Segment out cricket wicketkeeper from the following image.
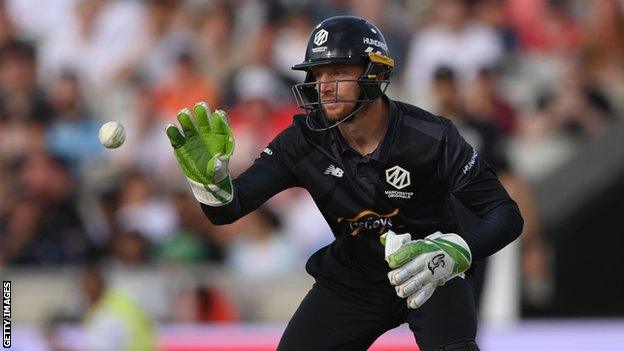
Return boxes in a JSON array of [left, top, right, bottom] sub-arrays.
[[166, 15, 523, 351]]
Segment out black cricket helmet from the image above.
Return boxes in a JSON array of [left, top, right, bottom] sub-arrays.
[[291, 15, 395, 130]]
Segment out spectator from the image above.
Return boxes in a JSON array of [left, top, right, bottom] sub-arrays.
[[271, 9, 311, 84], [80, 264, 156, 350], [0, 40, 53, 162], [473, 0, 517, 51], [0, 40, 53, 122], [464, 67, 518, 134], [0, 152, 89, 266], [505, 0, 583, 54], [173, 284, 239, 323], [581, 0, 624, 111], [152, 191, 226, 264], [114, 0, 195, 87], [46, 70, 102, 174], [195, 1, 245, 85], [115, 170, 179, 245], [520, 58, 612, 139], [404, 0, 504, 105], [226, 207, 298, 282], [430, 64, 509, 179], [0, 0, 16, 48], [154, 50, 220, 121], [227, 65, 296, 173], [38, 0, 148, 91], [109, 231, 149, 266]]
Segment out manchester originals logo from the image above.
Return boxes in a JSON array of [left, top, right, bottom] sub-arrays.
[[338, 209, 399, 236], [313, 29, 329, 46], [386, 165, 410, 190]]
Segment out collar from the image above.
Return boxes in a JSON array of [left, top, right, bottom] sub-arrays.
[[333, 95, 398, 164]]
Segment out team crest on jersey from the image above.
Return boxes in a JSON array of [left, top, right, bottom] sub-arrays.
[[386, 165, 410, 189], [338, 208, 400, 236], [384, 165, 413, 199]]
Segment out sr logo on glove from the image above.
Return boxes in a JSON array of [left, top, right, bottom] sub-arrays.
[[381, 230, 472, 309]]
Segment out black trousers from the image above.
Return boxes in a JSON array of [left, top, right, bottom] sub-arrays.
[[277, 274, 478, 351]]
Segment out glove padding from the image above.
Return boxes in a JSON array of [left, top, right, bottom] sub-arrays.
[[166, 102, 235, 206], [381, 230, 472, 309]]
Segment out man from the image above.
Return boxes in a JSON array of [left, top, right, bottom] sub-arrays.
[[166, 16, 523, 351]]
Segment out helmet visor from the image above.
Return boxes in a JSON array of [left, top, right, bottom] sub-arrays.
[[292, 79, 390, 110]]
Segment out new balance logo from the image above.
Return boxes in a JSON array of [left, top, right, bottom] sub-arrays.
[[324, 165, 344, 178]]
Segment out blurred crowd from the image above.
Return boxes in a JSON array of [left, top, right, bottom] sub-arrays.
[[1, 0, 623, 329]]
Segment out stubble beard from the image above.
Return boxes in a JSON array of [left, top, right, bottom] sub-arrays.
[[322, 102, 358, 122]]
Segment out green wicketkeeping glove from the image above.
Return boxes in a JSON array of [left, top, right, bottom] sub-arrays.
[[381, 230, 472, 309], [166, 102, 235, 206]]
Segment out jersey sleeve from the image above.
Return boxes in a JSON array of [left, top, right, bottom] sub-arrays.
[[437, 120, 484, 192], [452, 167, 524, 259], [438, 120, 523, 259], [201, 122, 302, 225]]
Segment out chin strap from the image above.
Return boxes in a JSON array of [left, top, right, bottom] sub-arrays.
[[304, 102, 369, 132]]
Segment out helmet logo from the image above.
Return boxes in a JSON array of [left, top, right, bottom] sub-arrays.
[[313, 29, 329, 46], [363, 37, 388, 51]]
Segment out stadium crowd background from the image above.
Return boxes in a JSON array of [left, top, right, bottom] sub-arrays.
[[1, 0, 623, 349]]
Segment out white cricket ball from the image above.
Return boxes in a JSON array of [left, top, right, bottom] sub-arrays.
[[98, 121, 126, 149]]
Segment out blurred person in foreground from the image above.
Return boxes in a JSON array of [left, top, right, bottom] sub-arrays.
[[166, 16, 523, 351], [80, 264, 155, 351]]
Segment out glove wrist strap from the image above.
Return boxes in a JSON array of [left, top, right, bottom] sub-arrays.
[[187, 176, 233, 206]]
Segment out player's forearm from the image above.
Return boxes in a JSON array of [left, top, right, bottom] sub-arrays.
[[200, 158, 298, 225], [201, 203, 242, 225], [453, 167, 525, 259], [200, 182, 252, 225], [461, 201, 524, 260]]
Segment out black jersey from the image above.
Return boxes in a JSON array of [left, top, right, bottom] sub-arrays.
[[202, 97, 523, 292]]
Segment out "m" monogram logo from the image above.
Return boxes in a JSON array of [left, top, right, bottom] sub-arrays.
[[385, 165, 410, 190], [313, 29, 329, 46]]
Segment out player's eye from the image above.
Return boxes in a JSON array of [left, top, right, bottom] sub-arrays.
[[331, 69, 344, 78]]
